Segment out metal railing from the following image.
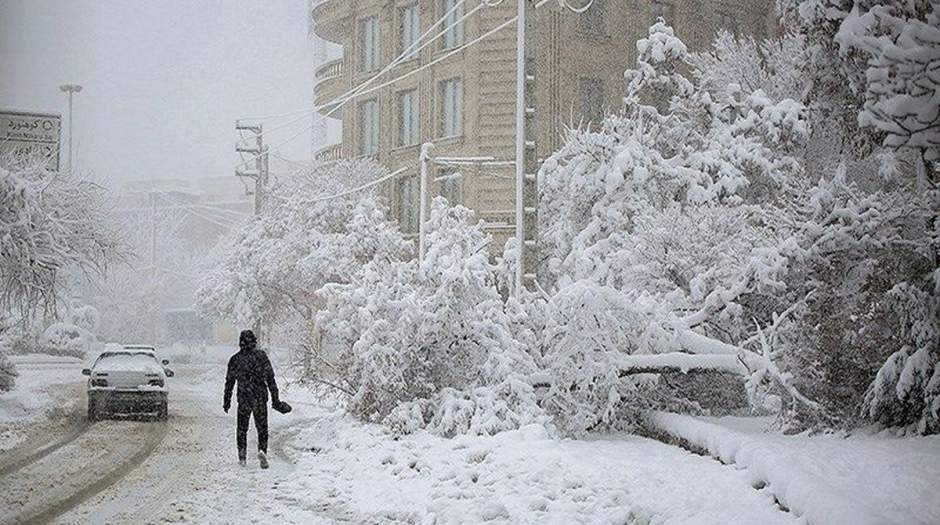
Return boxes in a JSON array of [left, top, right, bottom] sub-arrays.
[[315, 58, 343, 81], [314, 143, 343, 162]]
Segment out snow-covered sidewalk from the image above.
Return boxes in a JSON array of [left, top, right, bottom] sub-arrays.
[[246, 399, 795, 524], [646, 412, 940, 525], [0, 354, 84, 453]]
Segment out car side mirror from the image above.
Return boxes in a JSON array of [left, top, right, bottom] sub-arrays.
[[161, 359, 170, 366], [165, 369, 175, 378], [82, 368, 91, 376]]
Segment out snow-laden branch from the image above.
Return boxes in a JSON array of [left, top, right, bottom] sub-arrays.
[[616, 352, 748, 376]]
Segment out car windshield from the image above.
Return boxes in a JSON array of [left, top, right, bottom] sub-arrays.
[[95, 352, 161, 372]]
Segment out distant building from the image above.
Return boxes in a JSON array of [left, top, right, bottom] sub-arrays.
[[310, 0, 775, 245], [117, 176, 252, 254]]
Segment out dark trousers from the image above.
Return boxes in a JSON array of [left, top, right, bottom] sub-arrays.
[[236, 400, 268, 458]]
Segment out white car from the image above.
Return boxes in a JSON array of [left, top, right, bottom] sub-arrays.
[[83, 348, 174, 421]]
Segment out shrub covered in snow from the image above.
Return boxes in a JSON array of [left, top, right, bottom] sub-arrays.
[[38, 322, 94, 359], [860, 280, 940, 434], [319, 199, 546, 436], [0, 315, 22, 393], [0, 350, 16, 393]]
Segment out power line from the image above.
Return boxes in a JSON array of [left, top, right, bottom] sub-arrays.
[[235, 0, 493, 170], [151, 192, 243, 230], [237, 0, 472, 129], [301, 165, 413, 204]]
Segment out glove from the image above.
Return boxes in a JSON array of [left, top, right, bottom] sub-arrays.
[[223, 400, 230, 413]]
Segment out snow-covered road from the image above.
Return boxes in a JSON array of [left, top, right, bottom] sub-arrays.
[[1, 361, 796, 524]]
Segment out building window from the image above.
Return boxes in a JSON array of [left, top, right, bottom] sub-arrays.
[[578, 77, 606, 125], [440, 0, 465, 49], [717, 10, 739, 35], [359, 16, 380, 72], [399, 4, 420, 59], [579, 0, 607, 35], [398, 89, 419, 147], [439, 170, 463, 205], [397, 174, 420, 233], [651, 0, 675, 23], [359, 99, 379, 155], [439, 77, 463, 138]]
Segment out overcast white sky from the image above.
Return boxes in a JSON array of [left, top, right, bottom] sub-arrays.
[[0, 0, 326, 186]]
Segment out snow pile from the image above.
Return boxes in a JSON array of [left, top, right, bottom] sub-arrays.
[[646, 412, 940, 525], [0, 355, 83, 451], [273, 409, 794, 524]]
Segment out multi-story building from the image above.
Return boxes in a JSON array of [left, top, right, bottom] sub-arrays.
[[310, 0, 774, 243]]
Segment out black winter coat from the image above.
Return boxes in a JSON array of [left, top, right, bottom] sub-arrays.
[[224, 344, 279, 406]]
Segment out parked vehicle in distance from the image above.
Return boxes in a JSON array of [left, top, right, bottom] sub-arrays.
[[82, 348, 173, 421]]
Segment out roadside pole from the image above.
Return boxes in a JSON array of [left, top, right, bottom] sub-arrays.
[[418, 142, 434, 261], [514, 0, 538, 296], [235, 121, 268, 343]]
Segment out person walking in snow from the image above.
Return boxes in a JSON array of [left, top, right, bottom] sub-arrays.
[[223, 329, 279, 469]]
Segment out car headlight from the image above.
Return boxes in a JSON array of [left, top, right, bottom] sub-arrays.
[[91, 378, 108, 387], [148, 378, 164, 387]]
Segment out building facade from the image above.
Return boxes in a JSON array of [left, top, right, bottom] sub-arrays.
[[310, 0, 775, 243]]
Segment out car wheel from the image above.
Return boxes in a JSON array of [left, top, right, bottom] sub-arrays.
[[87, 400, 98, 422], [157, 402, 168, 421]]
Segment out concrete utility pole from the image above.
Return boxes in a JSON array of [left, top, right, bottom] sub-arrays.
[[514, 0, 538, 296], [235, 121, 269, 341], [59, 83, 82, 173], [418, 142, 435, 261]]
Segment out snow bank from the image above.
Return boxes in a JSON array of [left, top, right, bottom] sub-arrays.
[[0, 355, 83, 451], [273, 405, 794, 524], [645, 412, 940, 525]]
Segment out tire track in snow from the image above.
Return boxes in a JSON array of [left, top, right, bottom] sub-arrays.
[[0, 420, 90, 477], [0, 419, 169, 525]]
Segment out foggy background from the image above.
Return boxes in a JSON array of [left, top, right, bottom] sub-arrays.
[[0, 0, 323, 184]]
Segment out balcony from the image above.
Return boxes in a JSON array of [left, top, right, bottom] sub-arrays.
[[310, 0, 349, 44], [315, 143, 344, 163], [316, 58, 343, 81], [314, 58, 345, 118]]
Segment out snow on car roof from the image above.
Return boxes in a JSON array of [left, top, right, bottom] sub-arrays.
[[122, 344, 156, 351], [95, 352, 162, 372]]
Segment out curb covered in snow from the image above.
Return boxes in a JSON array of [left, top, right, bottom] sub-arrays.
[[643, 411, 920, 525]]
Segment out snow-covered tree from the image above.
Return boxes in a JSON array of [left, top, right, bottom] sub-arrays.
[[533, 20, 830, 432], [779, 0, 939, 173], [319, 198, 546, 436], [774, 0, 940, 433], [0, 161, 123, 319], [196, 159, 409, 371]]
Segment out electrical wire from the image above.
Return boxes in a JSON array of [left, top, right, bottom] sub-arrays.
[[303, 165, 413, 203], [152, 192, 244, 229], [236, 0, 472, 128], [234, 0, 491, 170]]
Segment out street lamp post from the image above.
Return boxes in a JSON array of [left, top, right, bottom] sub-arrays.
[[59, 83, 83, 172]]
